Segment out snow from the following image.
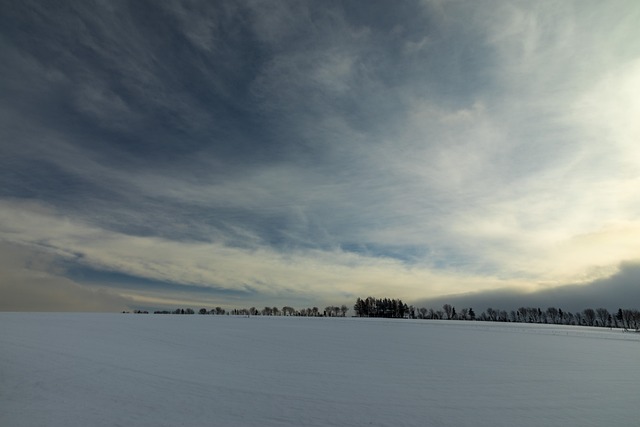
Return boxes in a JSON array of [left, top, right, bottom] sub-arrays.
[[1, 313, 638, 426]]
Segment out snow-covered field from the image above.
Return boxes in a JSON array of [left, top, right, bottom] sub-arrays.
[[1, 313, 638, 426]]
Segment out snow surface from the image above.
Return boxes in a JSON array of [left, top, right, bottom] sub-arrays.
[[1, 313, 639, 427]]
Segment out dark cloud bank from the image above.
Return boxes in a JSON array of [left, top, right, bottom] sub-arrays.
[[415, 262, 640, 313]]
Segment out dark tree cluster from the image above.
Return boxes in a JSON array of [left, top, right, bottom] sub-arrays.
[[353, 297, 411, 318]]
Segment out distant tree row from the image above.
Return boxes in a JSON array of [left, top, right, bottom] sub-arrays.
[[414, 304, 471, 320], [147, 305, 349, 317], [228, 306, 349, 317], [412, 304, 640, 330], [152, 308, 196, 315], [131, 301, 640, 331]]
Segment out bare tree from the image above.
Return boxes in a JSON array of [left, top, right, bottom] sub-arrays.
[[632, 310, 640, 330], [620, 309, 640, 330], [517, 307, 528, 322], [443, 304, 453, 320], [340, 305, 348, 317], [595, 308, 610, 327], [582, 308, 596, 326], [408, 305, 416, 319], [546, 307, 559, 324], [282, 306, 294, 316], [574, 311, 583, 325]]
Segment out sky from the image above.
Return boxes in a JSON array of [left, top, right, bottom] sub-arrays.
[[1, 0, 640, 312]]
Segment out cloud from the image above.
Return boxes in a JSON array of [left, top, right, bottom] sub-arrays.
[[2, 1, 640, 311], [0, 242, 131, 312], [359, 1, 640, 285], [0, 200, 530, 308], [415, 261, 640, 313]]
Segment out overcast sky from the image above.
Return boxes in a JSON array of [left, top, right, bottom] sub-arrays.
[[1, 0, 640, 312]]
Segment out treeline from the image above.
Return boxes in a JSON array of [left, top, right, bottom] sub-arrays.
[[411, 304, 640, 330], [353, 297, 640, 330], [226, 305, 349, 317], [128, 299, 640, 331], [140, 305, 349, 317], [351, 296, 640, 330]]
